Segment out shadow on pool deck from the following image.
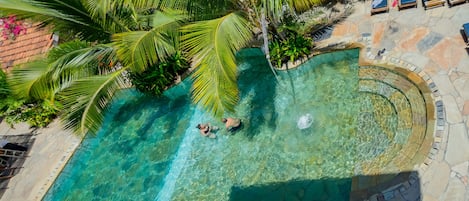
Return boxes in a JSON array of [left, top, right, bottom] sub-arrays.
[[0, 133, 36, 199], [229, 171, 421, 201]]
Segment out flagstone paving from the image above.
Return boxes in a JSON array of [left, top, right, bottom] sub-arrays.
[[320, 1, 469, 200], [1, 1, 469, 201]]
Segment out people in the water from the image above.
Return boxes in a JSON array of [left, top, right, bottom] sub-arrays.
[[197, 117, 242, 138], [196, 123, 217, 138], [221, 117, 242, 132]]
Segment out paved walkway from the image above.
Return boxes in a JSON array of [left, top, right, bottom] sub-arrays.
[[0, 1, 469, 201], [0, 121, 80, 201]]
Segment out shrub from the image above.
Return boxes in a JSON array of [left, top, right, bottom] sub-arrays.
[[269, 32, 313, 68], [0, 99, 59, 128], [129, 52, 189, 96], [0, 70, 59, 128]]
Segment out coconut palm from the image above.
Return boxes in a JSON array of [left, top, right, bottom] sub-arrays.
[[1, 0, 184, 135], [0, 0, 322, 136], [181, 0, 323, 116]]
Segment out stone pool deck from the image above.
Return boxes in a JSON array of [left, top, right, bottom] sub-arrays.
[[0, 1, 469, 201], [320, 1, 469, 200]]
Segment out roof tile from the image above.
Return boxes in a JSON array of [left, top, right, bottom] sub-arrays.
[[0, 23, 53, 70]]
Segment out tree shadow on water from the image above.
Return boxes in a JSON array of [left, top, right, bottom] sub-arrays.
[[230, 171, 421, 201], [104, 90, 191, 154], [237, 49, 278, 139]]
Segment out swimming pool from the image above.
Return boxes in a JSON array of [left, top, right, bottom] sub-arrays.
[[43, 48, 431, 201]]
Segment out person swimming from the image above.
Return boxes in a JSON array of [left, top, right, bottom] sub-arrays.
[[196, 123, 217, 138], [221, 117, 242, 132]]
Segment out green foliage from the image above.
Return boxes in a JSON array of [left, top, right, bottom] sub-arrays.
[[0, 98, 59, 128], [0, 70, 9, 98], [181, 12, 253, 117], [269, 31, 313, 68], [129, 52, 189, 96], [0, 0, 323, 134], [0, 70, 59, 128]]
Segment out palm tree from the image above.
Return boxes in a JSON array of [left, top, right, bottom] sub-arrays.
[[181, 0, 323, 116], [0, 0, 322, 136], [1, 0, 184, 135]]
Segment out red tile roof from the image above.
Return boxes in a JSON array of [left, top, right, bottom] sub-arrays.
[[0, 23, 53, 71]]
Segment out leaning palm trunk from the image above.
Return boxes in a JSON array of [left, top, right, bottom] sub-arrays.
[[260, 10, 280, 81]]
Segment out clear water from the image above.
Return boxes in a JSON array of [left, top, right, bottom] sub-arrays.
[[43, 49, 410, 201]]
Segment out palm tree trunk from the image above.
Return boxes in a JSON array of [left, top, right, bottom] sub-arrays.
[[260, 10, 280, 81]]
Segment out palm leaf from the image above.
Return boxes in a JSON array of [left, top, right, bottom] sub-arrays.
[[7, 60, 55, 101], [46, 41, 118, 93], [285, 0, 324, 12], [259, 0, 323, 23], [48, 42, 117, 76], [132, 0, 191, 11], [0, 70, 9, 98], [0, 0, 81, 23], [181, 12, 253, 117], [112, 10, 184, 73], [0, 0, 112, 42], [58, 69, 127, 136], [185, 0, 234, 20], [84, 0, 140, 33]]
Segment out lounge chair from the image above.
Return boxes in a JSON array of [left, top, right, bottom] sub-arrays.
[[0, 167, 21, 180], [461, 23, 469, 47], [422, 0, 445, 9], [447, 0, 467, 7], [0, 148, 26, 158], [371, 0, 389, 15], [2, 143, 27, 152], [398, 0, 418, 10]]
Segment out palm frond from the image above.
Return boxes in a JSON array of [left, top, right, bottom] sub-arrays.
[[46, 41, 118, 93], [112, 10, 184, 73], [58, 68, 127, 136], [181, 12, 253, 117], [185, 0, 235, 20], [260, 0, 324, 22], [7, 60, 55, 101], [84, 0, 141, 33], [286, 0, 324, 12], [0, 0, 81, 23], [141, 0, 192, 11], [84, 0, 113, 21], [0, 69, 10, 98], [0, 0, 112, 42], [261, 0, 283, 22], [49, 42, 117, 76]]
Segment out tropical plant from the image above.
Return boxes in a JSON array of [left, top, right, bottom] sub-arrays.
[[269, 31, 313, 68], [129, 51, 189, 96], [0, 0, 323, 136], [0, 99, 59, 128], [283, 32, 312, 62], [1, 1, 183, 135], [0, 69, 59, 128], [269, 40, 284, 68]]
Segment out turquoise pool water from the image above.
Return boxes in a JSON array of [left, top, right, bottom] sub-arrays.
[[43, 49, 411, 201]]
